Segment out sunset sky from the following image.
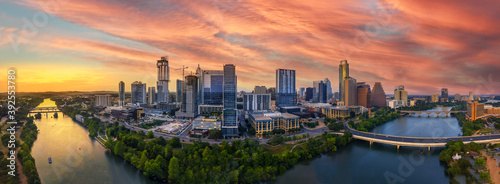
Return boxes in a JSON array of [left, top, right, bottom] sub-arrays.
[[1, 0, 499, 95]]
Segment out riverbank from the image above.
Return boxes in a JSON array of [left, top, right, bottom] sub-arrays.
[[481, 150, 500, 183]]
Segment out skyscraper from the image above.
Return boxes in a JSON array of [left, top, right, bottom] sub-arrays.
[[299, 87, 305, 98], [201, 70, 224, 105], [156, 56, 170, 103], [305, 87, 314, 101], [344, 76, 357, 106], [318, 81, 327, 103], [176, 79, 184, 103], [276, 69, 297, 107], [94, 95, 110, 107], [371, 82, 386, 107], [324, 78, 333, 99], [441, 88, 449, 102], [118, 81, 125, 106], [313, 80, 321, 102], [148, 87, 156, 104], [183, 75, 198, 115], [469, 91, 474, 101], [243, 93, 271, 111], [394, 85, 408, 106], [222, 64, 238, 137], [131, 81, 147, 104], [357, 82, 371, 108], [339, 60, 349, 103]]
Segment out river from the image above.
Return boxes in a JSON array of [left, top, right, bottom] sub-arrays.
[[271, 107, 459, 184], [30, 99, 154, 184]]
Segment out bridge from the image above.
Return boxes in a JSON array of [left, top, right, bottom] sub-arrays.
[[344, 123, 500, 150], [30, 107, 61, 113], [400, 110, 466, 117]]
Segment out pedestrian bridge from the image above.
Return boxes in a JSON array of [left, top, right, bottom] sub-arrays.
[[344, 123, 500, 150], [400, 110, 466, 117]]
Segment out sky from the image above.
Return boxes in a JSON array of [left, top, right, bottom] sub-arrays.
[[0, 0, 499, 95]]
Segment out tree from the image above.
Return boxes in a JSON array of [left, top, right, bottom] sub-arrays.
[[147, 131, 154, 138], [208, 130, 223, 139], [169, 137, 181, 148], [168, 157, 180, 183], [268, 135, 284, 146], [1, 134, 10, 146], [34, 113, 42, 119], [350, 111, 356, 118], [113, 141, 125, 157], [53, 113, 58, 118]]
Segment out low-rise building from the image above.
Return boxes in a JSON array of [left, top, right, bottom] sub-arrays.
[[321, 106, 363, 119], [387, 100, 405, 109], [248, 110, 300, 136], [302, 102, 332, 113], [190, 116, 221, 137]]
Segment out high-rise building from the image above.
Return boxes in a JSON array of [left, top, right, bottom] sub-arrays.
[[183, 75, 198, 115], [318, 81, 327, 103], [299, 87, 305, 98], [357, 82, 371, 108], [276, 69, 297, 107], [222, 64, 238, 137], [431, 94, 439, 103], [156, 56, 170, 103], [196, 64, 203, 105], [467, 101, 485, 121], [267, 87, 276, 101], [454, 93, 461, 101], [305, 87, 314, 101], [394, 85, 408, 106], [254, 86, 268, 94], [148, 87, 156, 104], [441, 88, 449, 102], [94, 95, 110, 106], [339, 60, 349, 103], [176, 79, 184, 103], [200, 70, 224, 105], [469, 91, 474, 101], [371, 82, 386, 107], [118, 81, 125, 106], [243, 93, 271, 111], [313, 80, 321, 102], [344, 76, 357, 106], [324, 78, 333, 99], [131, 81, 147, 104]]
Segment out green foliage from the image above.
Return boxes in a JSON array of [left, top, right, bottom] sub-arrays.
[[208, 130, 223, 139], [350, 109, 400, 132], [168, 157, 180, 183], [53, 112, 58, 118], [139, 120, 164, 129], [327, 122, 343, 131], [34, 112, 42, 119], [147, 131, 154, 138], [169, 137, 181, 148], [268, 135, 284, 146], [474, 158, 486, 169], [456, 113, 485, 136]]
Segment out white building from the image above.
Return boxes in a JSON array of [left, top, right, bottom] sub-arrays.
[[387, 100, 405, 109]]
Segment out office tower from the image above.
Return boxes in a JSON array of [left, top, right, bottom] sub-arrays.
[[394, 85, 408, 106], [299, 87, 305, 98], [222, 64, 238, 137], [339, 60, 349, 103], [267, 87, 276, 101], [454, 93, 461, 101], [333, 92, 339, 100], [305, 87, 314, 101], [344, 76, 357, 106], [176, 79, 184, 103], [313, 81, 321, 102], [94, 95, 110, 106], [441, 88, 449, 102], [469, 91, 474, 101], [467, 101, 485, 121], [200, 70, 224, 105], [318, 81, 327, 103], [254, 86, 268, 94], [156, 56, 170, 103], [431, 94, 439, 103], [276, 69, 297, 107], [243, 93, 271, 111], [357, 82, 371, 108], [131, 81, 147, 104], [371, 82, 386, 107], [324, 78, 333, 99], [183, 75, 198, 114], [147, 87, 156, 104], [196, 64, 203, 105], [118, 81, 125, 106]]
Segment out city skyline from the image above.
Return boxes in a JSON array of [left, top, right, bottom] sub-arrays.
[[1, 0, 500, 95]]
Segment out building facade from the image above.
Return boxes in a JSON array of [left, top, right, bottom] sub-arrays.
[[148, 87, 156, 104], [131, 81, 146, 104], [276, 69, 297, 107], [344, 76, 357, 106], [176, 79, 184, 103], [431, 94, 439, 103], [183, 75, 198, 115], [94, 95, 110, 106], [357, 82, 371, 108], [222, 64, 238, 137], [305, 87, 313, 101], [467, 101, 485, 121], [254, 86, 268, 94], [322, 106, 362, 119], [243, 94, 271, 111], [441, 88, 449, 102], [200, 70, 224, 105], [339, 60, 349, 103], [248, 110, 300, 137], [394, 85, 408, 106]]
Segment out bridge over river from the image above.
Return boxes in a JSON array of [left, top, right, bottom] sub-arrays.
[[344, 122, 500, 150], [400, 110, 466, 117]]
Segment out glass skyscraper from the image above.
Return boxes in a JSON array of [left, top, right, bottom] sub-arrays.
[[222, 64, 238, 137], [339, 60, 349, 103]]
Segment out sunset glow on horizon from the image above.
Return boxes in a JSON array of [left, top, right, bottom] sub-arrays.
[[1, 0, 499, 95]]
